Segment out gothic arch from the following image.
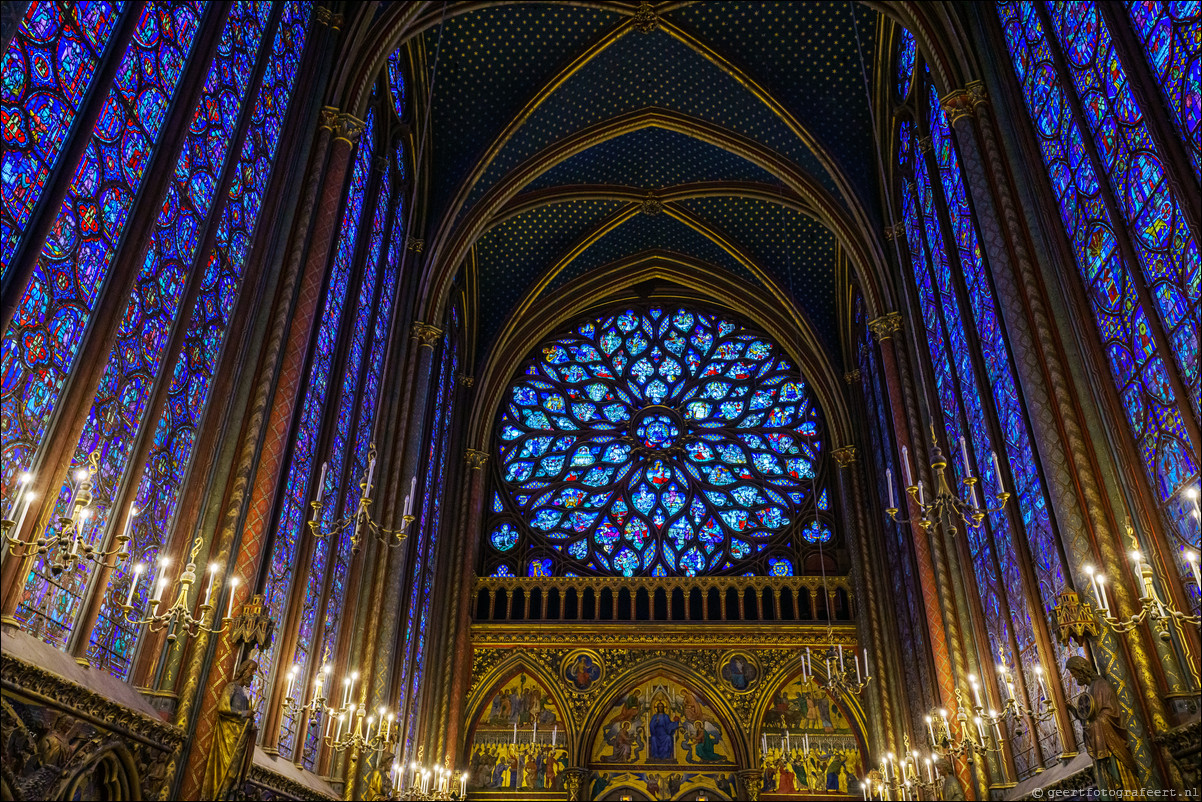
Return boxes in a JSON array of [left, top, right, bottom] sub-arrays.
[[462, 655, 578, 763], [465, 253, 853, 459], [578, 658, 751, 770]]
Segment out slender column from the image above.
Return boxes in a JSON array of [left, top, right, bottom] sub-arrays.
[[172, 35, 346, 794], [0, 3, 232, 620], [1094, 1, 1200, 239], [66, 3, 286, 665], [0, 2, 146, 332], [438, 446, 488, 765], [258, 108, 367, 754], [941, 75, 1175, 787], [833, 445, 895, 757]]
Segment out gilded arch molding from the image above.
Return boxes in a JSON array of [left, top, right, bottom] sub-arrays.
[[465, 252, 852, 464]]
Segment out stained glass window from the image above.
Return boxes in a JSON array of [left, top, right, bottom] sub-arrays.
[[87, 1, 313, 677], [387, 50, 406, 121], [998, 1, 1200, 611], [1125, 1, 1201, 178], [488, 306, 833, 578], [399, 318, 458, 758], [2, 1, 205, 512], [14, 0, 273, 654], [2, 1, 123, 273], [896, 25, 916, 99], [257, 108, 377, 732]]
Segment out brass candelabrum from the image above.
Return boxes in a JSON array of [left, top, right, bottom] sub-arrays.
[[2, 455, 134, 577], [924, 687, 1010, 767], [800, 641, 872, 697], [886, 427, 1010, 533], [860, 736, 942, 801], [307, 445, 414, 555], [1083, 520, 1201, 641], [323, 700, 399, 758], [118, 535, 233, 643], [388, 748, 466, 801]]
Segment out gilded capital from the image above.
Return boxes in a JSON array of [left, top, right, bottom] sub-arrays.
[[843, 369, 861, 384], [465, 449, 490, 469], [940, 88, 976, 125], [411, 322, 443, 348], [334, 112, 367, 146], [318, 105, 340, 131], [916, 134, 933, 153], [373, 154, 388, 173], [883, 222, 905, 240], [867, 311, 903, 340], [314, 6, 342, 29], [407, 236, 425, 253], [966, 80, 988, 107], [457, 373, 475, 388], [831, 445, 857, 467]]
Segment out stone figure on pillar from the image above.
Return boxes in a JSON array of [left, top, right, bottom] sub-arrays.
[[202, 659, 259, 800], [1065, 656, 1138, 791]]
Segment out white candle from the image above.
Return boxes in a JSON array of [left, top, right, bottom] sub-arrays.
[[969, 676, 983, 707], [887, 469, 896, 509], [926, 715, 936, 744], [342, 677, 352, 708], [67, 468, 87, 510], [286, 666, 297, 699], [838, 644, 845, 671], [1188, 551, 1201, 588], [152, 575, 168, 604], [926, 759, 934, 783], [121, 503, 138, 545], [126, 564, 144, 607], [325, 710, 335, 738], [854, 652, 862, 684], [513, 722, 517, 744], [991, 451, 1004, 494], [363, 455, 376, 500], [916, 480, 925, 506], [992, 716, 1003, 743], [804, 647, 812, 680], [1034, 665, 1048, 699], [1097, 575, 1110, 612], [314, 461, 328, 507], [974, 717, 986, 743], [863, 648, 869, 679], [934, 759, 941, 779], [533, 719, 537, 742], [409, 476, 417, 512], [460, 772, 468, 798], [203, 563, 218, 607], [901, 445, 913, 487], [11, 490, 34, 546], [862, 780, 869, 801], [552, 724, 557, 747], [785, 730, 790, 752], [226, 576, 238, 619], [959, 437, 971, 476]]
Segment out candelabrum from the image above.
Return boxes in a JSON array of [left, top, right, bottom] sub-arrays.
[[885, 427, 1010, 534], [324, 700, 400, 759], [118, 535, 233, 643], [1083, 520, 1201, 641], [280, 663, 331, 729], [2, 457, 135, 576], [800, 642, 871, 697], [388, 759, 466, 801], [307, 445, 415, 555], [859, 737, 942, 801], [924, 688, 1007, 766], [989, 649, 1060, 737]]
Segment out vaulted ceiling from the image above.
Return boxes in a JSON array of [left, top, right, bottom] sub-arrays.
[[401, 1, 892, 371]]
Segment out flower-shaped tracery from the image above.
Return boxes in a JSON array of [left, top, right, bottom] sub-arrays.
[[492, 307, 826, 577]]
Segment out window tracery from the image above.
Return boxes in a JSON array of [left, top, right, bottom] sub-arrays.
[[487, 306, 834, 579]]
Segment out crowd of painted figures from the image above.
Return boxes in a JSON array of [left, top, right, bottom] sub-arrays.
[[759, 743, 860, 794]]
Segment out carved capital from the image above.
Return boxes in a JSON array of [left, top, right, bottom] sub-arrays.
[[465, 449, 489, 469], [372, 154, 388, 173], [411, 322, 442, 348], [916, 134, 933, 153], [831, 445, 857, 467], [229, 593, 275, 651], [456, 373, 475, 388], [314, 6, 342, 29], [738, 768, 764, 801], [966, 79, 988, 106], [333, 112, 367, 146], [883, 222, 905, 240], [318, 105, 340, 131], [640, 192, 663, 216], [867, 311, 903, 340], [633, 1, 659, 33], [940, 88, 978, 125], [406, 236, 424, 253], [562, 768, 587, 801], [843, 369, 861, 384]]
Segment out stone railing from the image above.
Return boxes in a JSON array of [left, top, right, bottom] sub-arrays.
[[472, 575, 853, 624]]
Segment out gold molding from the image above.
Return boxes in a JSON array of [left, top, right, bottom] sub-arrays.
[[333, 112, 367, 146], [940, 87, 977, 125], [867, 311, 903, 340], [464, 448, 489, 469], [470, 623, 858, 649], [318, 105, 339, 131]]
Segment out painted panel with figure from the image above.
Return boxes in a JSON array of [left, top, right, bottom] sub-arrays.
[[467, 672, 569, 794], [590, 675, 738, 770], [589, 769, 738, 800], [759, 674, 863, 796]]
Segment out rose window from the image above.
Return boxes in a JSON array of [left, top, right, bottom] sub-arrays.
[[488, 306, 829, 577]]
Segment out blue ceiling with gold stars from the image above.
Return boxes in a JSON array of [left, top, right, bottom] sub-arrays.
[[405, 1, 885, 370]]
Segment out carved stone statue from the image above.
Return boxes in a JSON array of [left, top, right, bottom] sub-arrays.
[[1066, 656, 1137, 791], [936, 757, 965, 801], [202, 659, 258, 800]]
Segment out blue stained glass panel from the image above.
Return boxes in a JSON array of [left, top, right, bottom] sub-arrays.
[[896, 25, 916, 99], [2, 1, 123, 273], [2, 1, 205, 519]]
